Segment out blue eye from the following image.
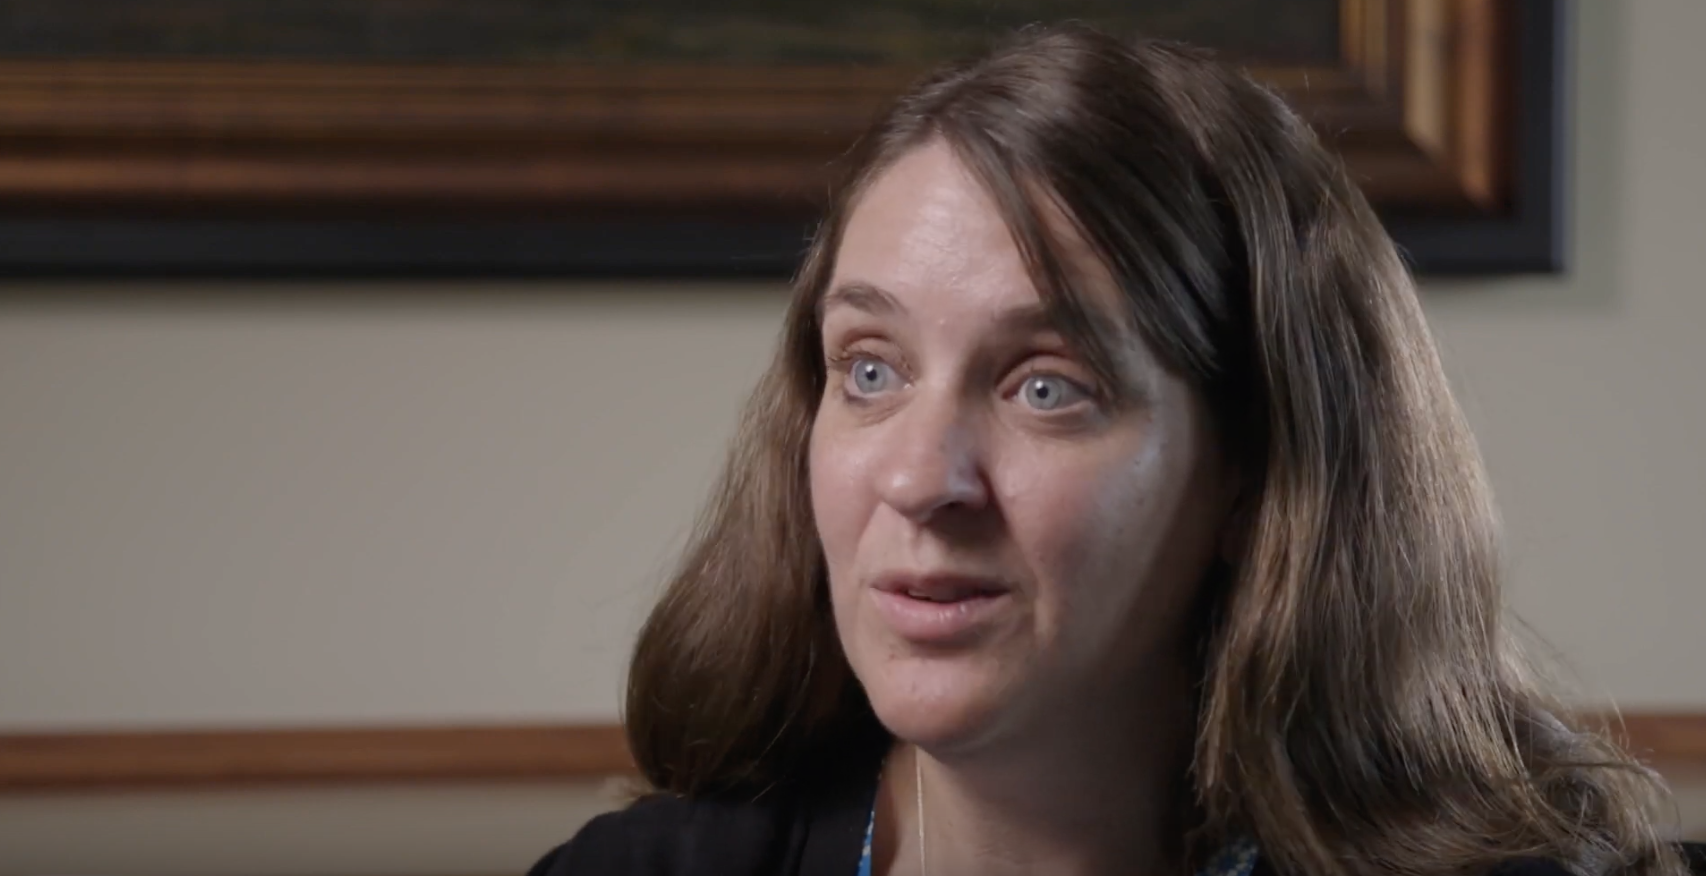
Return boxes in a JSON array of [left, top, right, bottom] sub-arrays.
[[849, 358, 896, 395], [1020, 375, 1087, 411]]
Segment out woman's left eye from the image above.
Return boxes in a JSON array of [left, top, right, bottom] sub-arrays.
[[1018, 374, 1091, 411]]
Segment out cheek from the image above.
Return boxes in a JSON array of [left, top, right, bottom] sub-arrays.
[[808, 425, 868, 572], [998, 439, 1192, 615], [809, 426, 883, 655], [1000, 455, 1139, 585]]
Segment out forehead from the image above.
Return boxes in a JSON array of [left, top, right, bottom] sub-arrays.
[[828, 141, 1125, 327], [829, 141, 1037, 316]]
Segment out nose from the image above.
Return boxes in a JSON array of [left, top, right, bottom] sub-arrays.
[[873, 390, 991, 525]]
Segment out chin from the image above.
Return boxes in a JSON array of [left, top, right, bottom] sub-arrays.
[[854, 647, 1019, 751]]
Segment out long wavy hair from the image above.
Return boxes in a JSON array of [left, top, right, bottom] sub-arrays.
[[623, 24, 1682, 876]]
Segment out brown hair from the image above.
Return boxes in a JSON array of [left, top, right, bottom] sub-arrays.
[[624, 24, 1682, 876]]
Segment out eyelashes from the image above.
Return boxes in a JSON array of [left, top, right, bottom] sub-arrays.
[[1013, 372, 1093, 412], [844, 355, 901, 396], [824, 347, 1101, 415], [824, 350, 902, 404]]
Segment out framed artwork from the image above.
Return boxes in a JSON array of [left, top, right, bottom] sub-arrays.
[[0, 0, 1563, 277]]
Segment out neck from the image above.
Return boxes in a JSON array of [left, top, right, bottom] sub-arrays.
[[878, 663, 1197, 876]]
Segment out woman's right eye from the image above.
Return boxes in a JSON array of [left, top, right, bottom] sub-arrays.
[[845, 357, 897, 396]]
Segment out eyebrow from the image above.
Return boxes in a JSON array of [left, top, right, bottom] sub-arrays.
[[818, 281, 905, 320], [819, 280, 1062, 338]]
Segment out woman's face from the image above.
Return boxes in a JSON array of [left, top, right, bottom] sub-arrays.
[[809, 141, 1231, 752]]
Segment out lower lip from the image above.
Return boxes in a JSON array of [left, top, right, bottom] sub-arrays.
[[872, 589, 1012, 643]]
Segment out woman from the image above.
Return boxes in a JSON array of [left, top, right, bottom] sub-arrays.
[[530, 24, 1691, 876]]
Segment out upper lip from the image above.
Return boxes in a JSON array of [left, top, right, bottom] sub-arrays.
[[871, 571, 1012, 601]]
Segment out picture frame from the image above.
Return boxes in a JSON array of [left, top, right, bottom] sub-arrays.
[[0, 0, 1564, 278]]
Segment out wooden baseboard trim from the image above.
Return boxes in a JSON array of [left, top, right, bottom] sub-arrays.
[[1609, 713, 1706, 770], [4, 712, 1705, 793], [0, 723, 632, 792]]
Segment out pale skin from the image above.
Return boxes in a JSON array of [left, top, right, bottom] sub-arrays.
[[808, 140, 1235, 876]]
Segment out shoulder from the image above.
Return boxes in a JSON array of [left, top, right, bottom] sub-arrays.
[[1485, 858, 1577, 876], [525, 771, 877, 876], [526, 792, 796, 876], [1482, 843, 1706, 876], [1244, 843, 1706, 876]]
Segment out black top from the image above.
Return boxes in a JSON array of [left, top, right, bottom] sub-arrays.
[[528, 761, 1706, 876], [530, 746, 879, 876]]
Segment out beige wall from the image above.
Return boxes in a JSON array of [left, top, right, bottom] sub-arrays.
[[1, 1, 1703, 872]]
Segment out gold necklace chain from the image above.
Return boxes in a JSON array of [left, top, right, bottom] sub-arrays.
[[916, 750, 928, 876]]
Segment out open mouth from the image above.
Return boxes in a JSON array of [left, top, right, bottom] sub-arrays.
[[896, 582, 1005, 602], [870, 573, 1013, 642]]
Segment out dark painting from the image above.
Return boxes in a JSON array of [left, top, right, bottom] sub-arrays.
[[0, 1, 1566, 276], [0, 0, 1339, 65]]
